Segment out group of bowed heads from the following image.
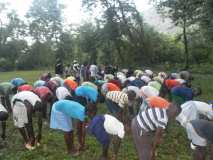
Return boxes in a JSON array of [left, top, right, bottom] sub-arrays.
[[0, 64, 213, 160]]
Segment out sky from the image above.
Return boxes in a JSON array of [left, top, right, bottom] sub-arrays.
[[2, 0, 153, 24]]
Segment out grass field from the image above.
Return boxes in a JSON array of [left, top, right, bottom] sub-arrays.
[[0, 70, 212, 160]]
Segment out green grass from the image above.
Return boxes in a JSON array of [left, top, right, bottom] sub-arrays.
[[0, 70, 212, 160]]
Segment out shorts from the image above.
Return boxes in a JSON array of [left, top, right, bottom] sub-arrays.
[[186, 122, 207, 147], [12, 102, 28, 128], [105, 99, 121, 114], [50, 104, 73, 132]]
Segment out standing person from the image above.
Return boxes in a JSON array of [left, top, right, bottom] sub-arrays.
[[72, 60, 80, 84], [89, 62, 98, 82], [0, 103, 9, 140], [50, 100, 86, 156], [88, 114, 125, 160], [186, 119, 213, 160], [0, 82, 16, 112], [80, 62, 87, 82], [131, 103, 181, 160], [11, 91, 43, 150], [55, 58, 63, 77]]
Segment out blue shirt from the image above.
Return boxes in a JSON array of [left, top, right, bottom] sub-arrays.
[[33, 80, 46, 88], [130, 79, 146, 88], [54, 100, 85, 121], [11, 78, 26, 87], [75, 86, 98, 103], [171, 86, 193, 101], [88, 115, 110, 145]]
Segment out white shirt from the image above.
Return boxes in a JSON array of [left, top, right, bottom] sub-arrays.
[[12, 91, 41, 106], [122, 86, 140, 98], [140, 86, 159, 98], [89, 64, 98, 77], [176, 101, 213, 128], [0, 104, 7, 112], [56, 87, 71, 100], [104, 114, 125, 138]]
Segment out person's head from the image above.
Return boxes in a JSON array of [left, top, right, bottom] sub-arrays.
[[192, 87, 202, 97], [166, 103, 181, 120], [127, 90, 136, 103]]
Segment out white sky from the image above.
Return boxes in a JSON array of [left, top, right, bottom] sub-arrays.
[[2, 0, 152, 24]]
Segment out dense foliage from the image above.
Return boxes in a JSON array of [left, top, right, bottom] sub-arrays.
[[0, 0, 212, 71]]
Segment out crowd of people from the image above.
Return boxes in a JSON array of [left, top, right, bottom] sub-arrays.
[[0, 60, 212, 160]]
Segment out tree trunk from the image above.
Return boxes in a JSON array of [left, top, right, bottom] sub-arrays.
[[183, 19, 189, 69]]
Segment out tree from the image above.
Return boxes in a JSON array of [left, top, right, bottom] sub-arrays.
[[82, 0, 148, 66], [26, 0, 63, 43], [152, 0, 204, 69]]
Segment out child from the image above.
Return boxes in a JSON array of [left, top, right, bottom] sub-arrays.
[[11, 91, 43, 150], [88, 114, 125, 160], [50, 100, 85, 156], [186, 119, 213, 160], [131, 103, 181, 160], [34, 86, 54, 120], [176, 100, 213, 128], [171, 84, 201, 106], [105, 91, 136, 123], [75, 85, 98, 119]]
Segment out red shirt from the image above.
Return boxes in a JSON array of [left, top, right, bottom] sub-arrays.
[[107, 83, 120, 91], [108, 80, 121, 88], [147, 96, 170, 109], [165, 79, 181, 90], [18, 84, 34, 92], [34, 86, 53, 102], [64, 79, 78, 91], [46, 80, 58, 93]]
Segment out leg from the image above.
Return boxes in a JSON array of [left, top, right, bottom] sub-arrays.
[[210, 144, 213, 160], [35, 111, 43, 145], [112, 136, 121, 159], [5, 95, 12, 113], [1, 121, 6, 140], [100, 143, 109, 160], [193, 147, 206, 160], [25, 105, 35, 146], [42, 102, 47, 119], [64, 131, 79, 156], [0, 112, 9, 140], [18, 127, 28, 143], [77, 121, 86, 151]]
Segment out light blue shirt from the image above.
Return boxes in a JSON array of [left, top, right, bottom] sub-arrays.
[[54, 100, 85, 121], [75, 86, 98, 103]]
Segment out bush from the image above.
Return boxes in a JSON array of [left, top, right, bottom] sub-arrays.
[[0, 58, 14, 71]]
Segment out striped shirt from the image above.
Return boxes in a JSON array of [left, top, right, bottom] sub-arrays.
[[106, 91, 128, 108], [136, 108, 168, 132]]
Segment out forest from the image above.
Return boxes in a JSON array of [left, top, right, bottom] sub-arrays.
[[0, 0, 213, 71]]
